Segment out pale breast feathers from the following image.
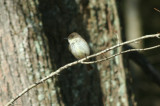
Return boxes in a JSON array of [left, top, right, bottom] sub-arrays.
[[70, 39, 90, 59]]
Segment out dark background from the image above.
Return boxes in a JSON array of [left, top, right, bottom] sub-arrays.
[[119, 0, 160, 106]]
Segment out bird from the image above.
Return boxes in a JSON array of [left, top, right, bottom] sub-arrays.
[[67, 32, 90, 59]]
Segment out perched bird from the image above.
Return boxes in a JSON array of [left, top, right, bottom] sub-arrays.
[[68, 32, 90, 59]]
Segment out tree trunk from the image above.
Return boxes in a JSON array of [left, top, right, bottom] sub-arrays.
[[0, 0, 129, 106]]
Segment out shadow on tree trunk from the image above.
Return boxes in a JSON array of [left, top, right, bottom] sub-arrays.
[[38, 0, 104, 105]]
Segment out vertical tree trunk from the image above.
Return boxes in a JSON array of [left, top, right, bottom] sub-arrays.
[[124, 0, 142, 48], [0, 0, 129, 106], [0, 0, 55, 105]]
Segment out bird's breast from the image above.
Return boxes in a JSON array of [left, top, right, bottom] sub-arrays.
[[70, 40, 90, 59]]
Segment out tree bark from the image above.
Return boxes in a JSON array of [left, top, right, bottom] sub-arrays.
[[0, 0, 55, 105], [0, 0, 129, 106]]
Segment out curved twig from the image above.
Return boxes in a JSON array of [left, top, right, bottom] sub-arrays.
[[5, 34, 160, 106]]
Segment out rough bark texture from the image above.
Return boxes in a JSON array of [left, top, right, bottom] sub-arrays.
[[0, 0, 55, 105], [0, 0, 128, 106]]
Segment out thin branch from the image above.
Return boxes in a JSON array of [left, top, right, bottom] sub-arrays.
[[124, 45, 160, 86], [5, 33, 160, 106], [81, 44, 160, 64], [83, 33, 160, 62]]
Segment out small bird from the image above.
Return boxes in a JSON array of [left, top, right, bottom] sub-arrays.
[[68, 32, 90, 59]]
